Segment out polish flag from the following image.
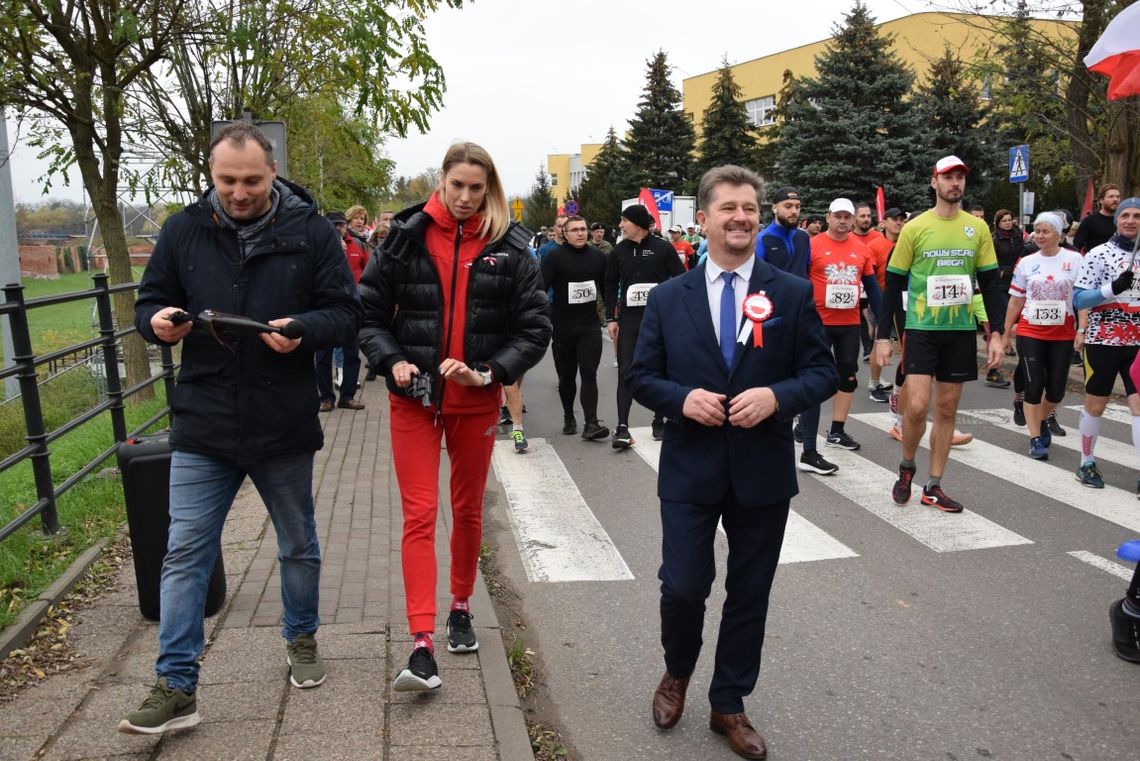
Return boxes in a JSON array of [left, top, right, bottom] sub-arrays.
[[1080, 178, 1095, 219], [875, 186, 885, 221], [637, 188, 662, 231], [1085, 4, 1140, 100]]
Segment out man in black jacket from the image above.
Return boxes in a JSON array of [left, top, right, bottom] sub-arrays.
[[605, 204, 687, 447], [121, 123, 362, 735]]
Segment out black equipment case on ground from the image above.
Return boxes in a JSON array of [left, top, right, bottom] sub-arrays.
[[117, 432, 226, 621]]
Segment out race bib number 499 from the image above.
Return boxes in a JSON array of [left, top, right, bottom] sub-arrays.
[[625, 282, 655, 307], [824, 283, 859, 309], [568, 280, 597, 305], [925, 275, 971, 307]]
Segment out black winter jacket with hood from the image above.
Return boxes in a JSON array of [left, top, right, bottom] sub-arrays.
[[356, 202, 551, 405], [134, 179, 362, 462]]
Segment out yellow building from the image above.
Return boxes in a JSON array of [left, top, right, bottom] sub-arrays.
[[547, 143, 602, 205], [682, 11, 1075, 137]]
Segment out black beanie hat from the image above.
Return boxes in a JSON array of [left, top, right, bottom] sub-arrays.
[[621, 204, 654, 230]]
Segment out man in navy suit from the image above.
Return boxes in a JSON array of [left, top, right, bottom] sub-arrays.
[[627, 165, 837, 760]]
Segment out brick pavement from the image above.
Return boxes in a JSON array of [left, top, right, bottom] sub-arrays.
[[0, 378, 531, 760]]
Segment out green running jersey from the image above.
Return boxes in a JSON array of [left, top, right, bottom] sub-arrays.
[[886, 209, 998, 331]]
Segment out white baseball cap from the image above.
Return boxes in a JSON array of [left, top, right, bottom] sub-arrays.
[[668, 225, 683, 233], [828, 198, 855, 215], [933, 155, 970, 175]]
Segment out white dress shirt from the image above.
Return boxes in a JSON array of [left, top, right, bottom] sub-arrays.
[[705, 256, 755, 344]]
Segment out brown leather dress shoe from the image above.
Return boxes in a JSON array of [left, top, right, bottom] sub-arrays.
[[651, 672, 689, 729], [709, 711, 767, 760], [337, 399, 365, 410], [319, 400, 335, 413]]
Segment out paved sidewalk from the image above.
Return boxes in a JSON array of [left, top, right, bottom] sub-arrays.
[[0, 379, 531, 760]]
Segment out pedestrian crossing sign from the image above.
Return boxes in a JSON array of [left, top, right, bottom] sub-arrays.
[[1009, 145, 1030, 183]]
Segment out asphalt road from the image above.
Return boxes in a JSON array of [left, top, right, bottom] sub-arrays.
[[480, 331, 1139, 761]]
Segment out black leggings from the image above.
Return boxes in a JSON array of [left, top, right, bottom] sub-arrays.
[[1015, 335, 1073, 405], [553, 322, 603, 422], [616, 310, 659, 427]]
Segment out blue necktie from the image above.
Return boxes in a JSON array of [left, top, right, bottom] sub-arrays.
[[719, 271, 736, 367]]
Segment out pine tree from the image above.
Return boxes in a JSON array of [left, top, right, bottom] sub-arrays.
[[772, 1, 929, 211], [576, 127, 629, 230], [985, 0, 1074, 213], [623, 50, 696, 195], [912, 46, 1001, 211], [521, 166, 557, 234], [694, 56, 762, 180]]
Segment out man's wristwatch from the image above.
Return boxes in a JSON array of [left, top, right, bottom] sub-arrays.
[[474, 364, 493, 387]]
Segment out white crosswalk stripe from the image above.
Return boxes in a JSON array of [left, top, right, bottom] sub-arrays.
[[630, 427, 860, 564], [1064, 402, 1133, 426], [491, 439, 634, 583], [958, 408, 1136, 468], [807, 446, 1032, 552], [852, 411, 1140, 533], [1068, 550, 1135, 581]]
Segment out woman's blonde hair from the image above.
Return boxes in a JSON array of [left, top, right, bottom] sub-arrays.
[[439, 141, 510, 242], [346, 205, 369, 225]]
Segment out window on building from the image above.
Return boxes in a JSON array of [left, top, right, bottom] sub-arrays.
[[550, 175, 558, 186], [744, 95, 776, 127]]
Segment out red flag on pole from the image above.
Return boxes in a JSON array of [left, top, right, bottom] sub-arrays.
[[1085, 4, 1140, 100], [1080, 178, 1096, 219], [637, 188, 662, 231], [875, 187, 886, 221]]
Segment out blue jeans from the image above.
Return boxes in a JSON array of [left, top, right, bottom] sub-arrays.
[[155, 450, 321, 691], [315, 341, 361, 403]]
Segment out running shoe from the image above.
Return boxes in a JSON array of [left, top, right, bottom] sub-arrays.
[[1012, 399, 1025, 427], [1046, 411, 1065, 437], [1071, 350, 1082, 367], [1029, 437, 1049, 460], [920, 484, 964, 513], [612, 425, 634, 449], [892, 463, 917, 504], [562, 416, 577, 435], [888, 424, 903, 442], [825, 430, 861, 451], [792, 419, 803, 444], [1038, 419, 1052, 449], [446, 610, 478, 653], [869, 386, 890, 403], [876, 380, 894, 391], [286, 634, 326, 688], [498, 406, 512, 427], [651, 418, 665, 441], [1110, 598, 1140, 663], [798, 450, 838, 475], [118, 678, 199, 735], [951, 429, 973, 446], [1076, 462, 1104, 489], [581, 421, 610, 440], [509, 429, 529, 453], [393, 646, 441, 692], [985, 369, 1011, 388]]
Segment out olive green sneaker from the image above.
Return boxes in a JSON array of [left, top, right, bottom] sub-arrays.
[[117, 677, 200, 735], [286, 633, 326, 688]]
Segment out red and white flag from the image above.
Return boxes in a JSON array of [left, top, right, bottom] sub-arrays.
[[875, 186, 885, 221], [637, 188, 662, 231], [1085, 3, 1140, 100]]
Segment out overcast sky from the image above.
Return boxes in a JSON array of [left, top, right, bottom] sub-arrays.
[[4, 0, 931, 204]]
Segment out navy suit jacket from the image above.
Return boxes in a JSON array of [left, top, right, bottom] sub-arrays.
[[627, 258, 838, 507]]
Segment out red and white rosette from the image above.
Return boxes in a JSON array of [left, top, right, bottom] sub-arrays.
[[742, 291, 774, 348]]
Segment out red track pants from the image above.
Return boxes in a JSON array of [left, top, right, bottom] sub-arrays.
[[389, 395, 498, 634]]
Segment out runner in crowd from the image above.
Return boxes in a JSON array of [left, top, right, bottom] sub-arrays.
[[1001, 212, 1083, 460], [875, 155, 1006, 513], [604, 203, 686, 448], [668, 224, 696, 270], [590, 222, 614, 255], [866, 208, 906, 403], [542, 215, 610, 441], [357, 141, 550, 691], [1071, 197, 1140, 490], [800, 198, 881, 471]]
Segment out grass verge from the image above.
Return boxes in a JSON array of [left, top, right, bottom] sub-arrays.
[[0, 367, 167, 631]]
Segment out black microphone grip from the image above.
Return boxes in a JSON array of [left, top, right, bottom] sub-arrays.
[[278, 320, 306, 340]]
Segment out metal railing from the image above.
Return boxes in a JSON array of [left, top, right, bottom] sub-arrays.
[[0, 273, 176, 541]]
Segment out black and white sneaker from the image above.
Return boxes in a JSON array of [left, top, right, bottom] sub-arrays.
[[869, 386, 890, 403], [825, 430, 861, 451], [498, 406, 512, 428], [798, 449, 839, 475], [446, 610, 478, 653], [1046, 411, 1066, 437], [393, 646, 442, 692], [612, 425, 634, 449]]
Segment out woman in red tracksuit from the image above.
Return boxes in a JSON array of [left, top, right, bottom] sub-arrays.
[[357, 142, 550, 692]]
